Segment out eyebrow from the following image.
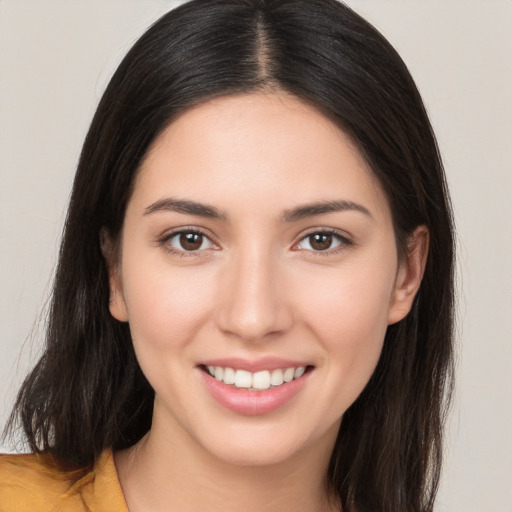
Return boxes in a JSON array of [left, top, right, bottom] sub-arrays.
[[144, 197, 372, 223], [281, 200, 373, 223], [144, 198, 227, 220]]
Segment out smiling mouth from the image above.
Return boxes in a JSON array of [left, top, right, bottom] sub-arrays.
[[200, 365, 314, 391]]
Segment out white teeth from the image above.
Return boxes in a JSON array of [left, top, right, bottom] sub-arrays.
[[234, 369, 252, 388], [223, 367, 236, 385], [283, 367, 295, 383], [270, 369, 284, 386], [207, 365, 309, 390], [252, 371, 271, 390], [294, 367, 305, 378]]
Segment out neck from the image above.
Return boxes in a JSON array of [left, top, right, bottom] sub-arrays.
[[115, 406, 340, 512]]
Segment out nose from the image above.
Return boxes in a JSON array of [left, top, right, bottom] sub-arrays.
[[215, 248, 293, 342]]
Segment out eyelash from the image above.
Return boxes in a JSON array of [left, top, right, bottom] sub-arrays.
[[293, 228, 354, 256], [158, 228, 353, 257], [158, 228, 218, 257]]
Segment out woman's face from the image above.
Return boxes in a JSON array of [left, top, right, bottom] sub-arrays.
[[107, 92, 424, 467]]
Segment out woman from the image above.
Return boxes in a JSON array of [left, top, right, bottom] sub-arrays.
[[0, 0, 455, 511]]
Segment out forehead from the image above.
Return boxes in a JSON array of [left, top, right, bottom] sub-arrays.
[[132, 92, 390, 221]]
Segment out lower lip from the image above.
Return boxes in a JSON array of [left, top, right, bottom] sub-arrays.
[[199, 369, 312, 416]]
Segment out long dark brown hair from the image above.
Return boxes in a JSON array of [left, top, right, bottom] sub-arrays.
[[6, 1, 455, 510]]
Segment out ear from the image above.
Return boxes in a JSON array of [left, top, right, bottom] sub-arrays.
[[100, 228, 129, 322], [387, 225, 429, 325]]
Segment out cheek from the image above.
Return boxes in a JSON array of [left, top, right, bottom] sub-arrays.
[[295, 259, 396, 394], [321, 276, 391, 341], [121, 261, 217, 354], [299, 257, 395, 340], [312, 285, 389, 379]]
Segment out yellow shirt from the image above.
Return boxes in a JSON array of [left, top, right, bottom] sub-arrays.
[[0, 449, 128, 512]]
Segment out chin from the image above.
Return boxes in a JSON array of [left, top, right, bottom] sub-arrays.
[[189, 416, 341, 469], [205, 436, 308, 467]]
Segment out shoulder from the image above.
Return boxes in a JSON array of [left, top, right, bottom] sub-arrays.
[[0, 452, 81, 511], [0, 450, 128, 512]]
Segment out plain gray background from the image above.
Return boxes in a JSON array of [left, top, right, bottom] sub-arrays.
[[1, 1, 511, 511]]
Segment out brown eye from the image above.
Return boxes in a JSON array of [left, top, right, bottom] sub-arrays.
[[309, 233, 333, 251], [166, 230, 215, 253], [295, 231, 347, 253], [180, 232, 203, 251]]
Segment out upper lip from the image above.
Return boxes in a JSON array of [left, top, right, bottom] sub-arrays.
[[199, 357, 312, 373]]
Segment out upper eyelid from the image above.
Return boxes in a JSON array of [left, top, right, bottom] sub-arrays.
[[160, 226, 217, 243], [157, 226, 352, 250], [158, 227, 220, 256], [296, 227, 352, 242], [292, 228, 354, 253]]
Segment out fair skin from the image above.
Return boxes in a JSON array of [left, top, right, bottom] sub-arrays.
[[104, 92, 428, 512]]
